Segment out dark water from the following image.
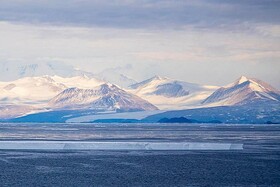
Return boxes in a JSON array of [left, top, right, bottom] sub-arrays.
[[0, 123, 279, 186]]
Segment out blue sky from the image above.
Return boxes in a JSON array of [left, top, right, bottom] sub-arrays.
[[0, 0, 279, 87]]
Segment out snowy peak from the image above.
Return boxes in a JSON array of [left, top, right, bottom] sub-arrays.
[[0, 76, 67, 104], [49, 83, 158, 112], [128, 76, 218, 110], [150, 75, 169, 81], [51, 75, 104, 89], [225, 76, 251, 88], [0, 75, 105, 106], [130, 75, 215, 98], [49, 86, 102, 107], [129, 75, 169, 90], [235, 76, 249, 85], [130, 75, 187, 94], [231, 76, 278, 94], [203, 76, 280, 106], [97, 69, 137, 88]]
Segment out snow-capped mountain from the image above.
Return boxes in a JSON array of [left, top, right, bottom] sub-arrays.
[[0, 75, 106, 118], [0, 61, 140, 89], [129, 76, 218, 110], [0, 61, 96, 81], [1, 73, 279, 122], [49, 83, 158, 112], [0, 75, 104, 105], [51, 75, 104, 89], [0, 75, 157, 118], [97, 68, 137, 88], [0, 76, 66, 104], [202, 76, 280, 106]]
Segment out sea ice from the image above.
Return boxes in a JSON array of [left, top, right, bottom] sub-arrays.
[[0, 141, 243, 150]]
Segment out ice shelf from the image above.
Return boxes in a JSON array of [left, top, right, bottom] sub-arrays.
[[0, 141, 243, 150]]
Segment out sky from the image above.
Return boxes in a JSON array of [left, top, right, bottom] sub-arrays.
[[0, 0, 279, 88]]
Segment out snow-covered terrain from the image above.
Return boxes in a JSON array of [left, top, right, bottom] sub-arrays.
[[0, 75, 107, 118], [0, 61, 95, 81], [0, 75, 104, 105], [0, 74, 279, 123], [0, 75, 156, 118], [51, 75, 104, 89], [49, 83, 158, 111], [0, 62, 136, 88], [202, 76, 280, 106], [129, 76, 218, 110]]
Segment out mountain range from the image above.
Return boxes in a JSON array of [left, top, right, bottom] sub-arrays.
[[0, 75, 158, 119], [129, 75, 218, 110], [0, 62, 137, 89], [0, 64, 279, 123]]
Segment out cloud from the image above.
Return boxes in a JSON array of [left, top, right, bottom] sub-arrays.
[[0, 0, 279, 88], [254, 24, 280, 37], [0, 0, 279, 30]]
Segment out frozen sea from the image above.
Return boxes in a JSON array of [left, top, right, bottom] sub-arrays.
[[0, 123, 279, 186]]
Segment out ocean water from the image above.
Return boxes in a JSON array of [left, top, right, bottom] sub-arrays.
[[0, 123, 279, 186]]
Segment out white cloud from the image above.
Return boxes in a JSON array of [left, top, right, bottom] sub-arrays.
[[254, 24, 280, 38], [0, 21, 279, 88]]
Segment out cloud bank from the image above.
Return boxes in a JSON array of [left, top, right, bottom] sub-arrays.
[[0, 0, 279, 88], [0, 0, 279, 29]]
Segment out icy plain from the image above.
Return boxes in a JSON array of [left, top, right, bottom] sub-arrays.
[[0, 123, 279, 186], [0, 141, 243, 150]]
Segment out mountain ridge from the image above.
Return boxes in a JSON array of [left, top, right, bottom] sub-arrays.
[[129, 75, 218, 110], [0, 74, 279, 121], [49, 83, 158, 111], [202, 76, 280, 106]]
